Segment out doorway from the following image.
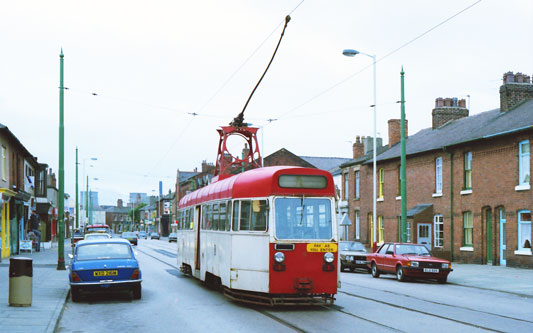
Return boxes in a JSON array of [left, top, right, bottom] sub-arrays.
[[417, 223, 431, 248], [486, 209, 493, 263], [499, 208, 506, 266]]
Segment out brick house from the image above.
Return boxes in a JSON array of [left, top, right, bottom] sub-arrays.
[[341, 71, 533, 268]]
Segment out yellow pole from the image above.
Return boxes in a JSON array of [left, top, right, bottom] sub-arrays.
[[6, 202, 10, 257], [1, 203, 5, 258]]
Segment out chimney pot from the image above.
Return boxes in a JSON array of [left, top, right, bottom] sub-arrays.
[[352, 135, 364, 159], [432, 96, 469, 129], [500, 70, 533, 112]]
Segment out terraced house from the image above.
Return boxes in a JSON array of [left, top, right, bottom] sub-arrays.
[[340, 71, 533, 268]]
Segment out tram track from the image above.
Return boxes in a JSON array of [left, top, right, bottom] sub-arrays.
[[341, 280, 533, 326]]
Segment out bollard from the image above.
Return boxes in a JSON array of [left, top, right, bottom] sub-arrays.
[[8, 257, 32, 307]]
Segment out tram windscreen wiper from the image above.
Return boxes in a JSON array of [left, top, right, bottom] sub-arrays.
[[298, 195, 305, 226]]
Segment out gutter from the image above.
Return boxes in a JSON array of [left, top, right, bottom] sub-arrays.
[[482, 125, 533, 139]]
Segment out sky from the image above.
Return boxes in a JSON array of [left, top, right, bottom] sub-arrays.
[[1, 0, 532, 205]]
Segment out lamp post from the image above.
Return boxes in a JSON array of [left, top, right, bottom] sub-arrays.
[[342, 48, 377, 246], [57, 49, 66, 270]]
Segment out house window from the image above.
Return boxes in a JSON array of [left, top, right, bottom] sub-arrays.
[[343, 173, 349, 200], [1, 146, 6, 180], [354, 171, 360, 199], [463, 211, 473, 247], [354, 210, 360, 239], [435, 157, 443, 194], [464, 152, 472, 190], [434, 214, 444, 247], [378, 216, 384, 243], [518, 210, 531, 251], [378, 168, 384, 199], [519, 140, 530, 186]]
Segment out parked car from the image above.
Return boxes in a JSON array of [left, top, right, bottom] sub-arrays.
[[168, 233, 177, 243], [85, 224, 111, 235], [71, 228, 84, 247], [138, 231, 147, 239], [121, 232, 138, 246], [367, 243, 452, 283], [150, 232, 160, 240], [69, 239, 142, 302], [339, 241, 369, 273], [84, 233, 111, 240]]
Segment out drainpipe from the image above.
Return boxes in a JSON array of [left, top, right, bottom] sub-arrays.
[[445, 147, 454, 262]]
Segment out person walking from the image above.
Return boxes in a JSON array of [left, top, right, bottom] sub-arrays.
[[30, 209, 41, 252]]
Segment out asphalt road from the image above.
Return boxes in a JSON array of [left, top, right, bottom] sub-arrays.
[[56, 239, 533, 332]]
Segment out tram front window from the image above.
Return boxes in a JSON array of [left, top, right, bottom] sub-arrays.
[[275, 198, 332, 240]]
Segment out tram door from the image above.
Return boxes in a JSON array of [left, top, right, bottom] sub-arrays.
[[195, 206, 201, 270]]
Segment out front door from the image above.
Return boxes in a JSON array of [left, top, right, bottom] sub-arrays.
[[499, 209, 506, 266], [486, 209, 493, 263], [417, 224, 431, 249]]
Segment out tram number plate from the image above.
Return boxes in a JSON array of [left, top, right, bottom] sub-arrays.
[[307, 243, 338, 252], [93, 270, 118, 277], [423, 268, 439, 273]]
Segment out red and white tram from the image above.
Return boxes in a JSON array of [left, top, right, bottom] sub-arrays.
[[176, 166, 339, 305]]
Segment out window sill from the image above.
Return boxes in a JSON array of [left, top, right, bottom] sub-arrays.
[[395, 196, 401, 201], [460, 189, 472, 195], [514, 249, 532, 256], [432, 193, 442, 198], [460, 246, 473, 252], [377, 198, 384, 202], [515, 184, 530, 191]]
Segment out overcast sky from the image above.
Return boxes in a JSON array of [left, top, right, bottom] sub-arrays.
[[1, 0, 532, 205]]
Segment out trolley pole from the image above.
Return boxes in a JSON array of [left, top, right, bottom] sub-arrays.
[[400, 67, 408, 242], [57, 49, 66, 270]]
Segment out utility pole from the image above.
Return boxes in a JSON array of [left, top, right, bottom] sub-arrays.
[[400, 66, 407, 242], [75, 147, 79, 229], [57, 49, 66, 270]]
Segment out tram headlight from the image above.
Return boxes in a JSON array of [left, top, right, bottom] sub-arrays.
[[274, 252, 285, 263], [323, 252, 334, 263]]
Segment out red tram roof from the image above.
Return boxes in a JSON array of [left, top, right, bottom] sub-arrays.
[[179, 166, 335, 208]]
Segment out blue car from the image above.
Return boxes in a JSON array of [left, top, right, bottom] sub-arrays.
[[69, 238, 142, 302]]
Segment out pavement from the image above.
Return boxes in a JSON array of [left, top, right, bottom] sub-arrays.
[[1, 240, 532, 333]]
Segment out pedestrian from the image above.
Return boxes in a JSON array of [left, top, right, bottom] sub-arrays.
[[29, 209, 41, 252]]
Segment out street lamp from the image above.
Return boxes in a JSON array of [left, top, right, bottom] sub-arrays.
[[343, 48, 377, 247]]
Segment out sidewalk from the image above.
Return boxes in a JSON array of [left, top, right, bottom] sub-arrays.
[[0, 239, 70, 333], [449, 262, 533, 297]]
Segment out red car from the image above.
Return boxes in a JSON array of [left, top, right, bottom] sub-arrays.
[[367, 243, 452, 283]]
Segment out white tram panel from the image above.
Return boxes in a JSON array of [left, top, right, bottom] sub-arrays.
[[229, 233, 269, 292]]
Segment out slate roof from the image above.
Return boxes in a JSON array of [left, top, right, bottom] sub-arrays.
[[105, 206, 131, 213], [377, 100, 533, 162], [339, 145, 390, 168], [404, 204, 433, 218], [179, 171, 200, 183], [300, 156, 352, 175]]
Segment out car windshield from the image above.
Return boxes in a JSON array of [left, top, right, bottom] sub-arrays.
[[122, 232, 136, 238], [275, 198, 332, 240], [395, 244, 431, 256], [339, 241, 366, 252], [77, 243, 132, 260], [169, 233, 177, 237]]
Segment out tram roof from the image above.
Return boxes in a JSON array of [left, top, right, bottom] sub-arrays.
[[178, 166, 335, 208]]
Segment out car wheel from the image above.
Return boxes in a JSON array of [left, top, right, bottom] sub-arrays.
[[71, 286, 81, 302], [438, 276, 447, 284], [132, 283, 142, 300], [396, 265, 406, 282], [371, 262, 380, 278]]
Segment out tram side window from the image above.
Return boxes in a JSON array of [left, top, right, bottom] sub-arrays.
[[188, 208, 194, 230], [177, 210, 182, 230], [202, 204, 210, 230], [211, 203, 219, 230], [232, 201, 240, 231], [240, 200, 251, 230], [251, 200, 268, 231], [225, 200, 231, 231], [219, 202, 226, 231]]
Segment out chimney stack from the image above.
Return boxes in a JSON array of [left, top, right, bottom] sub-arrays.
[[363, 136, 383, 155], [388, 119, 408, 148], [500, 71, 533, 112], [432, 97, 468, 129], [117, 199, 123, 208], [352, 136, 364, 159], [241, 143, 250, 160]]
